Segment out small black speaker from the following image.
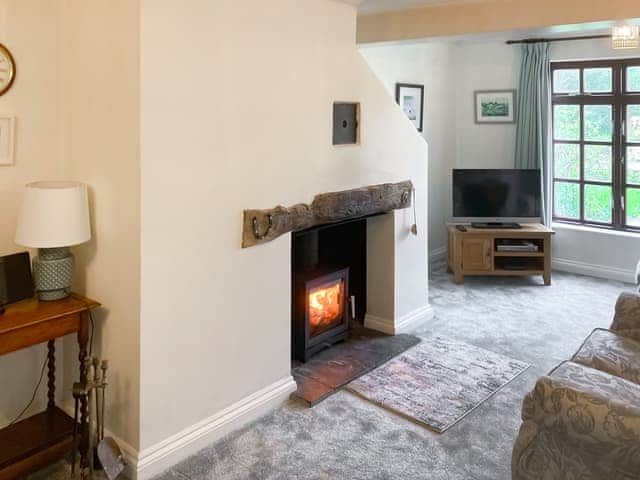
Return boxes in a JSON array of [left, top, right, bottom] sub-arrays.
[[0, 252, 34, 309]]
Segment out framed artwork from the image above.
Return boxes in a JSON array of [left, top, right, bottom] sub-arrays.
[[395, 83, 424, 132], [474, 90, 516, 124], [0, 115, 15, 166]]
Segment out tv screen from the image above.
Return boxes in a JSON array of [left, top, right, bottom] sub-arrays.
[[453, 169, 541, 220]]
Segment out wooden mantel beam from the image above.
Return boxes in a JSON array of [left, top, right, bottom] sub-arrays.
[[242, 180, 413, 248], [357, 0, 640, 44]]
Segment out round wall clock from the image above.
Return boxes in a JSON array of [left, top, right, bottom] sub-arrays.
[[0, 43, 16, 96]]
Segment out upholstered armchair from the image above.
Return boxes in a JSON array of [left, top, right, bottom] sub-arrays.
[[512, 292, 640, 480]]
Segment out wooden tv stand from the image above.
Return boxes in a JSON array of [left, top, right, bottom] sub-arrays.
[[447, 223, 554, 285]]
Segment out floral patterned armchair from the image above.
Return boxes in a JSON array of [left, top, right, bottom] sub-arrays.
[[512, 292, 640, 480]]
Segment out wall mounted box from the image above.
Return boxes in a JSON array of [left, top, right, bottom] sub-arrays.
[[333, 102, 359, 145]]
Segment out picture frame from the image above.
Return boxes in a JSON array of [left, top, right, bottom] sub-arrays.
[[0, 115, 15, 166], [474, 90, 517, 124], [395, 83, 424, 132]]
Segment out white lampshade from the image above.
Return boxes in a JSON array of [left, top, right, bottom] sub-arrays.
[[15, 181, 91, 248]]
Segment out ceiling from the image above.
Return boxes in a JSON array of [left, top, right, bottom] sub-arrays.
[[358, 0, 463, 15]]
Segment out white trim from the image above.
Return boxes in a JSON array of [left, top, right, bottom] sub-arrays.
[[395, 304, 434, 333], [135, 375, 296, 480], [364, 313, 395, 335], [552, 222, 640, 239], [553, 258, 635, 284], [364, 304, 434, 335], [429, 246, 447, 264]]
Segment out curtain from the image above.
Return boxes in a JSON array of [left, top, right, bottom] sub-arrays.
[[514, 42, 551, 224]]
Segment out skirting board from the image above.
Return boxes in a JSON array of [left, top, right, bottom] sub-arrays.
[[429, 246, 447, 264], [553, 258, 636, 284], [135, 375, 296, 479], [364, 304, 434, 335]]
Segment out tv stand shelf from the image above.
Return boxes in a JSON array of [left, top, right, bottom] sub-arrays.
[[447, 223, 554, 285]]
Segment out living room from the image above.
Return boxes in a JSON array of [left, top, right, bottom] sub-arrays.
[[0, 1, 638, 480]]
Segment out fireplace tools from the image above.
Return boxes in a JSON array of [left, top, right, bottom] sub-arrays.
[[71, 356, 126, 479]]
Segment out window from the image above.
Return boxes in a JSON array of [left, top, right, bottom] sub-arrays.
[[552, 59, 640, 230]]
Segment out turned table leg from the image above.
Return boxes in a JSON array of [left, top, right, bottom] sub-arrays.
[[47, 340, 55, 410], [77, 312, 91, 479]]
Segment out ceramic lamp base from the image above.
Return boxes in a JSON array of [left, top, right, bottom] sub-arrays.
[[33, 247, 74, 301]]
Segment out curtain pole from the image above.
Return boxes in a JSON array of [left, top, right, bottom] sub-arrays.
[[506, 34, 610, 45]]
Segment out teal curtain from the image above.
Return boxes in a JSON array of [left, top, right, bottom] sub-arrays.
[[514, 42, 551, 224]]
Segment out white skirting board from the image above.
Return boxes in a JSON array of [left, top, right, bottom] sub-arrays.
[[364, 304, 434, 335], [429, 246, 447, 264], [134, 375, 296, 479], [553, 258, 636, 284], [76, 375, 296, 480]]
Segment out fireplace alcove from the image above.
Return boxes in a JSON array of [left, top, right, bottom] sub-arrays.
[[291, 217, 370, 362]]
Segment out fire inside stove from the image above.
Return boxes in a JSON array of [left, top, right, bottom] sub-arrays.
[[308, 280, 344, 337]]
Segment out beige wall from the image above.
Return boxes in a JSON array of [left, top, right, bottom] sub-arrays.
[[0, 0, 65, 427], [0, 0, 141, 452], [59, 0, 141, 451], [357, 0, 640, 44], [360, 42, 456, 257], [140, 0, 428, 468]]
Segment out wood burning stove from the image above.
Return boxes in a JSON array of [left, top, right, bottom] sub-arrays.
[[291, 218, 366, 362], [293, 267, 350, 362]]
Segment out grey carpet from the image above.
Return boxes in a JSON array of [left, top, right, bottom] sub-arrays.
[[35, 266, 632, 479], [347, 337, 529, 432], [152, 266, 631, 480]]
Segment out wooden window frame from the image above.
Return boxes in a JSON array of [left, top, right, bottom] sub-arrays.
[[551, 58, 640, 232]]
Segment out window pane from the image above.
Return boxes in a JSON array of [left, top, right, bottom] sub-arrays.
[[584, 145, 612, 182], [554, 182, 580, 219], [584, 105, 612, 142], [584, 184, 612, 223], [628, 146, 640, 185], [553, 69, 580, 94], [584, 68, 612, 93], [628, 188, 640, 227], [627, 66, 640, 92], [554, 105, 580, 140], [554, 143, 580, 179], [627, 105, 640, 143]]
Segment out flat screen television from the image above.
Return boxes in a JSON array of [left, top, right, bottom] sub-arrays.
[[452, 169, 541, 227]]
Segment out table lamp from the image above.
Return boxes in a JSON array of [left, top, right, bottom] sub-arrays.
[[14, 181, 91, 301]]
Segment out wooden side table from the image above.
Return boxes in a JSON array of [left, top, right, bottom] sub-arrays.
[[0, 293, 100, 479]]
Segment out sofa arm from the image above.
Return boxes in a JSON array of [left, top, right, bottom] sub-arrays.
[[513, 364, 640, 479], [610, 292, 640, 342]]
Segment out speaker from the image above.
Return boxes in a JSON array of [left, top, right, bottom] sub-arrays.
[[0, 252, 34, 309]]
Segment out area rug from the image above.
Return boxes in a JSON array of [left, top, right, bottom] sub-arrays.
[[347, 337, 530, 432]]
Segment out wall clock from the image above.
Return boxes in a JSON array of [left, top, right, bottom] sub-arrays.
[[0, 43, 16, 96]]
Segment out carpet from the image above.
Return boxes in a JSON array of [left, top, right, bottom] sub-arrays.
[[347, 337, 530, 432]]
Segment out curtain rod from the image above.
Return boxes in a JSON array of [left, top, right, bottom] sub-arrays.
[[506, 34, 610, 45]]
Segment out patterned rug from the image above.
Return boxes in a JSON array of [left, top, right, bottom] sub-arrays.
[[347, 337, 530, 432]]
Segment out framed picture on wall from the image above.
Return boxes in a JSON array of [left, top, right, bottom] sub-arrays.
[[395, 83, 424, 132], [0, 115, 15, 166], [474, 90, 516, 124]]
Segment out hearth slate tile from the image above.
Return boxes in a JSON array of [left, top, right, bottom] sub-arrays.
[[291, 326, 421, 405], [292, 370, 334, 405]]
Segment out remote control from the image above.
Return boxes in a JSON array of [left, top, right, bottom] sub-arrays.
[[456, 225, 467, 232]]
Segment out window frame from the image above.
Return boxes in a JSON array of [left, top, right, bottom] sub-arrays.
[[551, 58, 640, 232]]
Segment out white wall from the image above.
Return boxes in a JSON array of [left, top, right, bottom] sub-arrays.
[[362, 37, 640, 281], [0, 0, 141, 454], [59, 0, 141, 451], [0, 0, 66, 427], [139, 0, 428, 475], [360, 42, 455, 258], [454, 42, 520, 170]]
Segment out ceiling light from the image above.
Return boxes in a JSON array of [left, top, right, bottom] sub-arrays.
[[612, 25, 640, 49]]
